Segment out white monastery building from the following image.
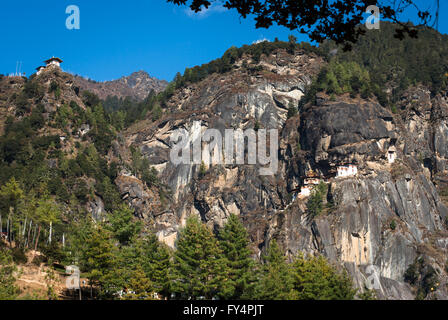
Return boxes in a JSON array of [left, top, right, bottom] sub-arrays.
[[298, 185, 312, 198], [336, 164, 358, 178], [45, 57, 63, 68], [36, 66, 45, 76], [36, 57, 63, 76], [304, 178, 320, 185], [387, 146, 397, 164]]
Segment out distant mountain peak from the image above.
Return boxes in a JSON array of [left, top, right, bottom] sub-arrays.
[[73, 71, 168, 101]]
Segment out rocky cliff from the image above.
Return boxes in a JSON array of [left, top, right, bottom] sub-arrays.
[[119, 47, 448, 299]]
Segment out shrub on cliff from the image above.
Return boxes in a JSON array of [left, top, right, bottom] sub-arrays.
[[307, 182, 328, 218]]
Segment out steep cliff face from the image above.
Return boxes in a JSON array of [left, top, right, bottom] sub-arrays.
[[121, 49, 322, 246], [120, 48, 448, 299], [276, 93, 448, 299]]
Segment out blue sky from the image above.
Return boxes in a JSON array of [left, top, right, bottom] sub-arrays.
[[0, 1, 447, 82]]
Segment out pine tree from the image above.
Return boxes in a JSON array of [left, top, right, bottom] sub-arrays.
[[122, 265, 154, 300], [101, 245, 136, 298], [81, 225, 116, 295], [152, 103, 163, 122], [218, 214, 255, 299], [255, 240, 294, 300], [287, 102, 298, 119], [287, 35, 297, 54], [307, 181, 327, 218], [103, 234, 172, 299], [98, 177, 121, 212], [0, 177, 24, 213], [172, 216, 229, 299], [107, 203, 142, 246], [173, 72, 184, 88], [138, 234, 172, 298], [291, 253, 356, 300]]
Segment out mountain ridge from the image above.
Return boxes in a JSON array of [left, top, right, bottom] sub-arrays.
[[73, 70, 168, 101]]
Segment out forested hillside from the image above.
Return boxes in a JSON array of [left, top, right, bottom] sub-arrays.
[[315, 22, 448, 107]]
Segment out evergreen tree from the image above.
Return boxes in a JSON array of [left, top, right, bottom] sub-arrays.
[[81, 225, 116, 295], [122, 265, 154, 300], [218, 214, 255, 299], [138, 235, 172, 298], [107, 203, 142, 246], [0, 177, 24, 213], [103, 235, 172, 299], [291, 253, 356, 300], [287, 35, 297, 54], [307, 181, 328, 218], [255, 240, 294, 300], [287, 102, 298, 119], [101, 245, 137, 298], [172, 216, 229, 299], [98, 177, 120, 212], [151, 103, 162, 122]]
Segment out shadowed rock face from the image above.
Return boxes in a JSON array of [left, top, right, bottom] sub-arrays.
[[119, 49, 448, 299], [277, 89, 448, 299], [301, 100, 394, 157]]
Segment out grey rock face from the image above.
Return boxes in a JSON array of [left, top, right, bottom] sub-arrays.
[[87, 195, 105, 221], [120, 50, 448, 299]]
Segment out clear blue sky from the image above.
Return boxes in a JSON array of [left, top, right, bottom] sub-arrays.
[[0, 1, 446, 82]]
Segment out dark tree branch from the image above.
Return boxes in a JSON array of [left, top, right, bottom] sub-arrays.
[[167, 0, 439, 49]]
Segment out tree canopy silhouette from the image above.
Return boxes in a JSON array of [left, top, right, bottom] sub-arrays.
[[167, 0, 440, 49]]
